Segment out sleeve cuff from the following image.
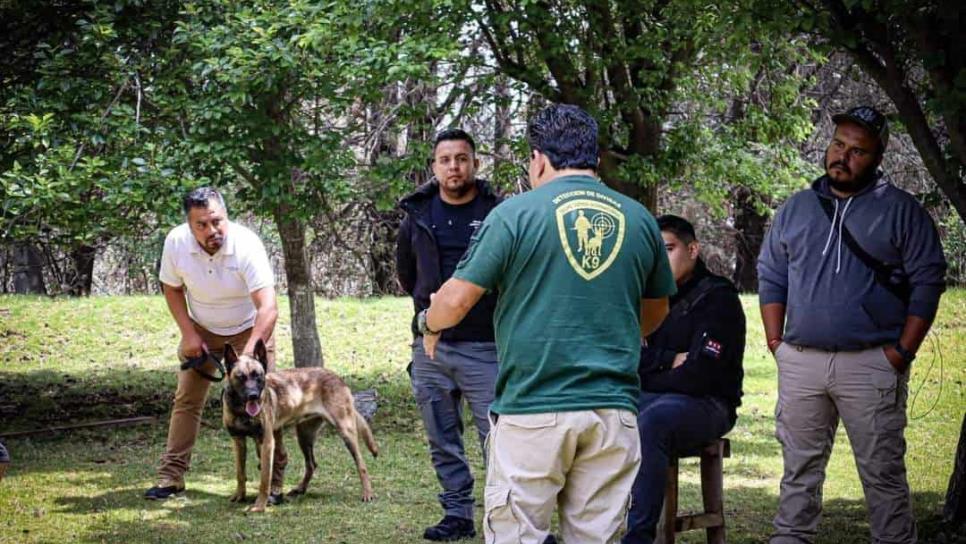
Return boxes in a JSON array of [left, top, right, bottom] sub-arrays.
[[907, 290, 943, 321], [452, 270, 492, 291], [757, 286, 787, 306], [159, 276, 182, 288]]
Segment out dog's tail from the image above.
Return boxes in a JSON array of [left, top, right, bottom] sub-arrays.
[[354, 410, 379, 458]]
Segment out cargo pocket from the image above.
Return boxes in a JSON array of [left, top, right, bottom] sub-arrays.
[[773, 396, 786, 445], [484, 485, 520, 544], [501, 413, 557, 430], [871, 351, 906, 433]]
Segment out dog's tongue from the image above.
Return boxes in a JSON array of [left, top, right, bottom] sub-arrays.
[[245, 401, 261, 417]]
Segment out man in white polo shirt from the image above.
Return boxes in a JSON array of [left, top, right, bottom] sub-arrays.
[[144, 187, 286, 501]]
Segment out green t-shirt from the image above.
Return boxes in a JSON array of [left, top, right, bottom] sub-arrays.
[[453, 175, 676, 415]]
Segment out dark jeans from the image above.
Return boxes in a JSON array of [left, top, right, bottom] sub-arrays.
[[623, 392, 733, 544], [411, 339, 499, 520]]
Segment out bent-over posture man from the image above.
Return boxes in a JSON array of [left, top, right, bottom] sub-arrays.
[[623, 215, 745, 544], [758, 106, 946, 543], [397, 129, 503, 541], [422, 104, 676, 544], [145, 187, 287, 502]]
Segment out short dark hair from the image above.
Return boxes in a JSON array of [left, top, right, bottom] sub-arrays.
[[527, 104, 599, 171], [182, 187, 226, 215], [657, 214, 696, 245], [433, 128, 476, 154]]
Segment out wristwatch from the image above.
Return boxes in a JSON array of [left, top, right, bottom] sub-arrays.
[[417, 309, 441, 336], [893, 343, 916, 365]]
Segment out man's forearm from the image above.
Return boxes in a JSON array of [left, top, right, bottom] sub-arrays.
[[426, 294, 471, 332], [244, 306, 278, 354], [760, 303, 786, 351], [163, 285, 196, 336], [425, 278, 486, 333], [898, 315, 932, 354], [243, 287, 278, 354]]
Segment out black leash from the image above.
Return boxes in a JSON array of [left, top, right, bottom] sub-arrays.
[[180, 350, 226, 382]]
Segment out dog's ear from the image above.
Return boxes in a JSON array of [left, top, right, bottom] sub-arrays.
[[254, 339, 268, 373], [223, 343, 239, 374]]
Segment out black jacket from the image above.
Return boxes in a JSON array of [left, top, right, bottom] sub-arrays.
[[639, 260, 745, 422], [396, 178, 503, 341]]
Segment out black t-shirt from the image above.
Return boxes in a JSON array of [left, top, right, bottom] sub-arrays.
[[429, 193, 486, 280]]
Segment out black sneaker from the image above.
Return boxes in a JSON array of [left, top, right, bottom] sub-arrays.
[[544, 535, 558, 544], [423, 515, 475, 541], [144, 484, 185, 500]]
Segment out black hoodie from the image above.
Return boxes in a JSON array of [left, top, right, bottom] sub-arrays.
[[639, 260, 745, 422], [396, 178, 503, 341]]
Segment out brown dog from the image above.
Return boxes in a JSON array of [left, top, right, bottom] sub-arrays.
[[222, 340, 378, 512]]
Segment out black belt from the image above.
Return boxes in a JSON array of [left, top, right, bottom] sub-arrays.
[[180, 351, 226, 382]]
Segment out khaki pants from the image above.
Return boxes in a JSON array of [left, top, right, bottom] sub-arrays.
[[484, 409, 641, 544], [771, 343, 915, 543], [157, 324, 287, 490]]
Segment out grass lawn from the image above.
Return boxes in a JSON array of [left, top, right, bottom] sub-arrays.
[[0, 291, 963, 543]]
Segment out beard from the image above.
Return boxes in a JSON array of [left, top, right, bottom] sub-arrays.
[[447, 181, 474, 198], [824, 155, 878, 195], [205, 235, 224, 250]]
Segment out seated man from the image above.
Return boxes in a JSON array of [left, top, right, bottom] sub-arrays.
[[623, 215, 745, 544]]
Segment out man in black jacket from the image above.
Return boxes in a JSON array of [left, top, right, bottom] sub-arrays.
[[623, 215, 745, 544], [396, 128, 503, 541]]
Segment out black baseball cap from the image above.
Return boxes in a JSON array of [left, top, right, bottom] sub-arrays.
[[832, 106, 889, 150]]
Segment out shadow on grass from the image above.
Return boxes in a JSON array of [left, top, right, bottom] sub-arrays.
[[672, 481, 950, 544], [0, 365, 418, 435]]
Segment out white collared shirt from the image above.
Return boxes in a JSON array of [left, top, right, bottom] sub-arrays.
[[158, 221, 274, 336]]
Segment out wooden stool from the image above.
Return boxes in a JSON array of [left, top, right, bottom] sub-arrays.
[[658, 438, 730, 544]]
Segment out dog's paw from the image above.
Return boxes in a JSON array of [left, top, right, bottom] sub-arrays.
[[247, 503, 267, 513], [229, 490, 246, 503], [286, 487, 306, 497], [360, 492, 375, 503]]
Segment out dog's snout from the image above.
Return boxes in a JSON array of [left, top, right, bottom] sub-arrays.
[[246, 391, 259, 401]]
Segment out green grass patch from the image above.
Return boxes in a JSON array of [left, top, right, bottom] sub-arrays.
[[0, 292, 963, 543]]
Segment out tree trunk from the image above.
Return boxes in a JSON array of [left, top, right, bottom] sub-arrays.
[[944, 413, 966, 527], [369, 208, 403, 295], [874, 74, 966, 221], [404, 76, 435, 187], [598, 116, 661, 212], [274, 206, 323, 368], [732, 187, 767, 292], [598, 160, 657, 212], [494, 76, 513, 172], [12, 242, 46, 295], [0, 246, 8, 293], [67, 244, 96, 296]]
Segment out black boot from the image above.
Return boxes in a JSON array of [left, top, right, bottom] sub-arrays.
[[423, 515, 476, 541]]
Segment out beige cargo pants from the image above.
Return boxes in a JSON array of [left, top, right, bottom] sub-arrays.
[[484, 409, 641, 544], [771, 343, 915, 543]]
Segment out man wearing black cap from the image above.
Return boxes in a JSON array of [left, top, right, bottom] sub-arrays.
[[758, 106, 947, 542]]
